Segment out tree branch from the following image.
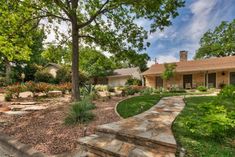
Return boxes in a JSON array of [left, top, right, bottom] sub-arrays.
[[78, 0, 110, 28]]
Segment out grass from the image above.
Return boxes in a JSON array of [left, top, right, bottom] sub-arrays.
[[116, 95, 162, 118], [116, 92, 209, 119], [173, 96, 235, 157]]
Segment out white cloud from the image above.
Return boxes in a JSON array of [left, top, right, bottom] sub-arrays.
[[186, 0, 217, 40]]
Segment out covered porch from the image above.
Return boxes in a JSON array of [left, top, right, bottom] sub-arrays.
[[144, 69, 235, 89]]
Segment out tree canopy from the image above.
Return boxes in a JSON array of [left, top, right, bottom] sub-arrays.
[[80, 48, 113, 78], [0, 0, 39, 62], [110, 50, 150, 71], [5, 0, 184, 100], [195, 19, 235, 59]]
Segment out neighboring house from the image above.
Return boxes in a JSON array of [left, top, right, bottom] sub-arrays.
[[107, 67, 142, 87], [142, 51, 235, 89], [44, 63, 61, 78]]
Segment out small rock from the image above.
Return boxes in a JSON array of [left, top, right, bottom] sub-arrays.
[[4, 111, 29, 115]]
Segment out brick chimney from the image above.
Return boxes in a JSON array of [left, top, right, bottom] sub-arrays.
[[180, 50, 188, 62]]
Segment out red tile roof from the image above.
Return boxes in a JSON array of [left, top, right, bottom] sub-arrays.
[[142, 56, 235, 75]]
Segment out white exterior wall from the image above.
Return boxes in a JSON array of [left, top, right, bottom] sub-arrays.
[[108, 76, 131, 87], [45, 66, 59, 78]]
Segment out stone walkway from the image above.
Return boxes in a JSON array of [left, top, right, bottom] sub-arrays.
[[77, 96, 185, 157]]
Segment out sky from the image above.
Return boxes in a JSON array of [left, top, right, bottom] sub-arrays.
[[145, 0, 235, 66], [45, 0, 235, 66]]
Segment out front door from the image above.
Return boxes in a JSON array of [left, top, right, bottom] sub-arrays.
[[156, 76, 163, 88], [230, 72, 235, 85], [183, 74, 192, 89], [208, 73, 216, 88]]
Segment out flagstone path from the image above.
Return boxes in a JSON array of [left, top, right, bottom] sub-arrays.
[[77, 96, 185, 157]]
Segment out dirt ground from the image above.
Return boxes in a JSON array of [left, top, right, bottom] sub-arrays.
[[0, 96, 122, 155]]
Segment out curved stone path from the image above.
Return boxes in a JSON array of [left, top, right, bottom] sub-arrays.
[[77, 96, 185, 157]]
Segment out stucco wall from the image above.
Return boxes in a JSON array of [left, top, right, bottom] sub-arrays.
[[45, 66, 58, 78], [108, 76, 131, 87]]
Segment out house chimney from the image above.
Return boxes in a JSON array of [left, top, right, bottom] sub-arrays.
[[180, 50, 188, 62]]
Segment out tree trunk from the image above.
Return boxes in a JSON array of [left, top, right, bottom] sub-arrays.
[[71, 21, 80, 101], [5, 59, 11, 81]]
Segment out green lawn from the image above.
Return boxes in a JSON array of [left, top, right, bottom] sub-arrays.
[[116, 95, 162, 118], [173, 96, 235, 157]]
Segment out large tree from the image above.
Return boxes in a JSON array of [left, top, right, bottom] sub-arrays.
[[20, 0, 184, 100], [195, 19, 235, 59], [111, 50, 150, 71], [0, 0, 39, 80]]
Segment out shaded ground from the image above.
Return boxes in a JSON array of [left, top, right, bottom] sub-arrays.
[[0, 96, 122, 155]]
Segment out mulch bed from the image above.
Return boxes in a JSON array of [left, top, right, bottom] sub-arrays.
[[0, 96, 122, 155]]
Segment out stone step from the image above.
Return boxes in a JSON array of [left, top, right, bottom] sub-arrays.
[[96, 116, 177, 153], [78, 134, 175, 157]]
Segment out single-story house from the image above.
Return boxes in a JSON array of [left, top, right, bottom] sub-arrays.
[[44, 63, 61, 78], [107, 67, 142, 87], [142, 51, 235, 89]]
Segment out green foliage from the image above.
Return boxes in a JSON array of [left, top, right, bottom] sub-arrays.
[[111, 50, 150, 71], [80, 48, 113, 78], [184, 87, 235, 140], [107, 86, 115, 92], [140, 87, 155, 95], [55, 67, 71, 83], [64, 97, 95, 125], [161, 63, 177, 81], [0, 77, 7, 87], [95, 85, 108, 91], [195, 19, 235, 59], [173, 96, 235, 157], [185, 102, 234, 139], [42, 44, 71, 65], [197, 86, 207, 92], [0, 1, 40, 62], [4, 92, 12, 101], [169, 87, 186, 93], [218, 85, 235, 101], [34, 70, 55, 83], [23, 64, 42, 82], [125, 78, 142, 86], [81, 84, 99, 100]]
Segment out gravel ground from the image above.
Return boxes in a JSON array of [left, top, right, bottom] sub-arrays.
[[0, 146, 14, 157], [0, 96, 122, 155]]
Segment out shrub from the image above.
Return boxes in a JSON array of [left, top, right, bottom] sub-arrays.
[[25, 81, 36, 96], [4, 92, 12, 101], [34, 82, 52, 95], [34, 70, 54, 83], [95, 85, 108, 91], [0, 77, 7, 87], [218, 85, 235, 100], [140, 87, 154, 95], [81, 84, 99, 100], [170, 87, 186, 93], [107, 86, 115, 92], [197, 86, 207, 92], [64, 98, 95, 125], [185, 102, 235, 139], [125, 78, 142, 86], [6, 84, 27, 98], [57, 82, 72, 94], [55, 67, 71, 83]]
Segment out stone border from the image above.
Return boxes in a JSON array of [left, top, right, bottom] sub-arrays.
[[114, 94, 141, 119], [0, 133, 46, 157]]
